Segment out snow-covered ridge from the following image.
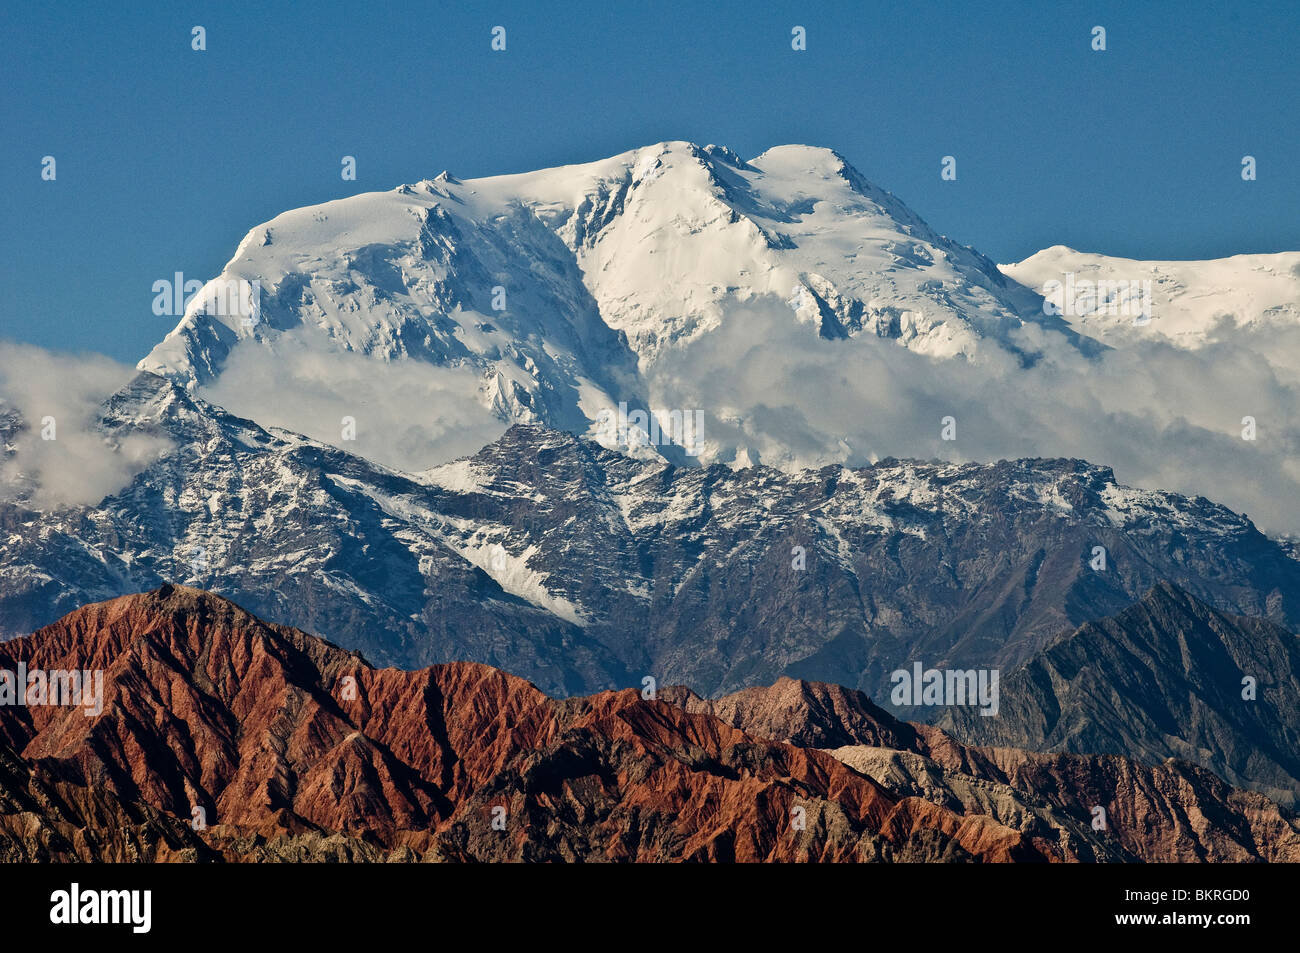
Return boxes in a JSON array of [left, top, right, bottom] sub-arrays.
[[1001, 244, 1300, 349]]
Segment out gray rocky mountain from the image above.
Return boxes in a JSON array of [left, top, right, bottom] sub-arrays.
[[942, 583, 1300, 807], [3, 371, 1299, 713]]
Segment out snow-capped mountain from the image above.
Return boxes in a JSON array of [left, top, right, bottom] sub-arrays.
[[6, 138, 1300, 704], [5, 139, 1300, 833], [4, 371, 1299, 703], [139, 141, 1073, 470], [1002, 245, 1300, 354], [120, 142, 1300, 533]]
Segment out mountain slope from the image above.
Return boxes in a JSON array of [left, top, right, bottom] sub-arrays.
[[1002, 245, 1300, 357], [3, 372, 1300, 706], [138, 141, 1073, 471], [3, 587, 1296, 862], [0, 586, 1043, 863], [665, 678, 1300, 863], [942, 583, 1300, 808]]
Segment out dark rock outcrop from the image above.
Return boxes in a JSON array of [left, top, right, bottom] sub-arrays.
[[942, 582, 1300, 808]]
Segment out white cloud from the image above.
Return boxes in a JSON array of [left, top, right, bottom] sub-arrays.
[[0, 342, 171, 507], [37, 291, 1287, 537], [199, 336, 508, 473], [644, 295, 1300, 534]]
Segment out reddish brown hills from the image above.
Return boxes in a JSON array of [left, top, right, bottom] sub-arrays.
[[672, 680, 1300, 863], [0, 585, 1295, 862]]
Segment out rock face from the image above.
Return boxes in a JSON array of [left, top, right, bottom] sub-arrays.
[[4, 371, 1300, 712], [0, 586, 1035, 862], [1, 587, 1296, 863], [668, 678, 1300, 863], [941, 583, 1300, 808], [0, 736, 214, 862]]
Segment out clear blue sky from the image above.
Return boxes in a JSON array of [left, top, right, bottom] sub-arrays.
[[2, 0, 1296, 362]]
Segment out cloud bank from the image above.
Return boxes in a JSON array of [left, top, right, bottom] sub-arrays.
[[192, 297, 1300, 535], [643, 296, 1300, 534], [0, 342, 170, 508], [15, 296, 1288, 538], [200, 336, 509, 473]]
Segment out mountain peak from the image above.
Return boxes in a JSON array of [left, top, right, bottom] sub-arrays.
[[699, 143, 754, 170], [749, 142, 854, 171], [132, 139, 1075, 476]]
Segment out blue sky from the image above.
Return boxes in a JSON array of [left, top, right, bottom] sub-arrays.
[[3, 0, 1297, 362]]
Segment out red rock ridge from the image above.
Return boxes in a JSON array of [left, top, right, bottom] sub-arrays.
[[0, 585, 1040, 862]]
